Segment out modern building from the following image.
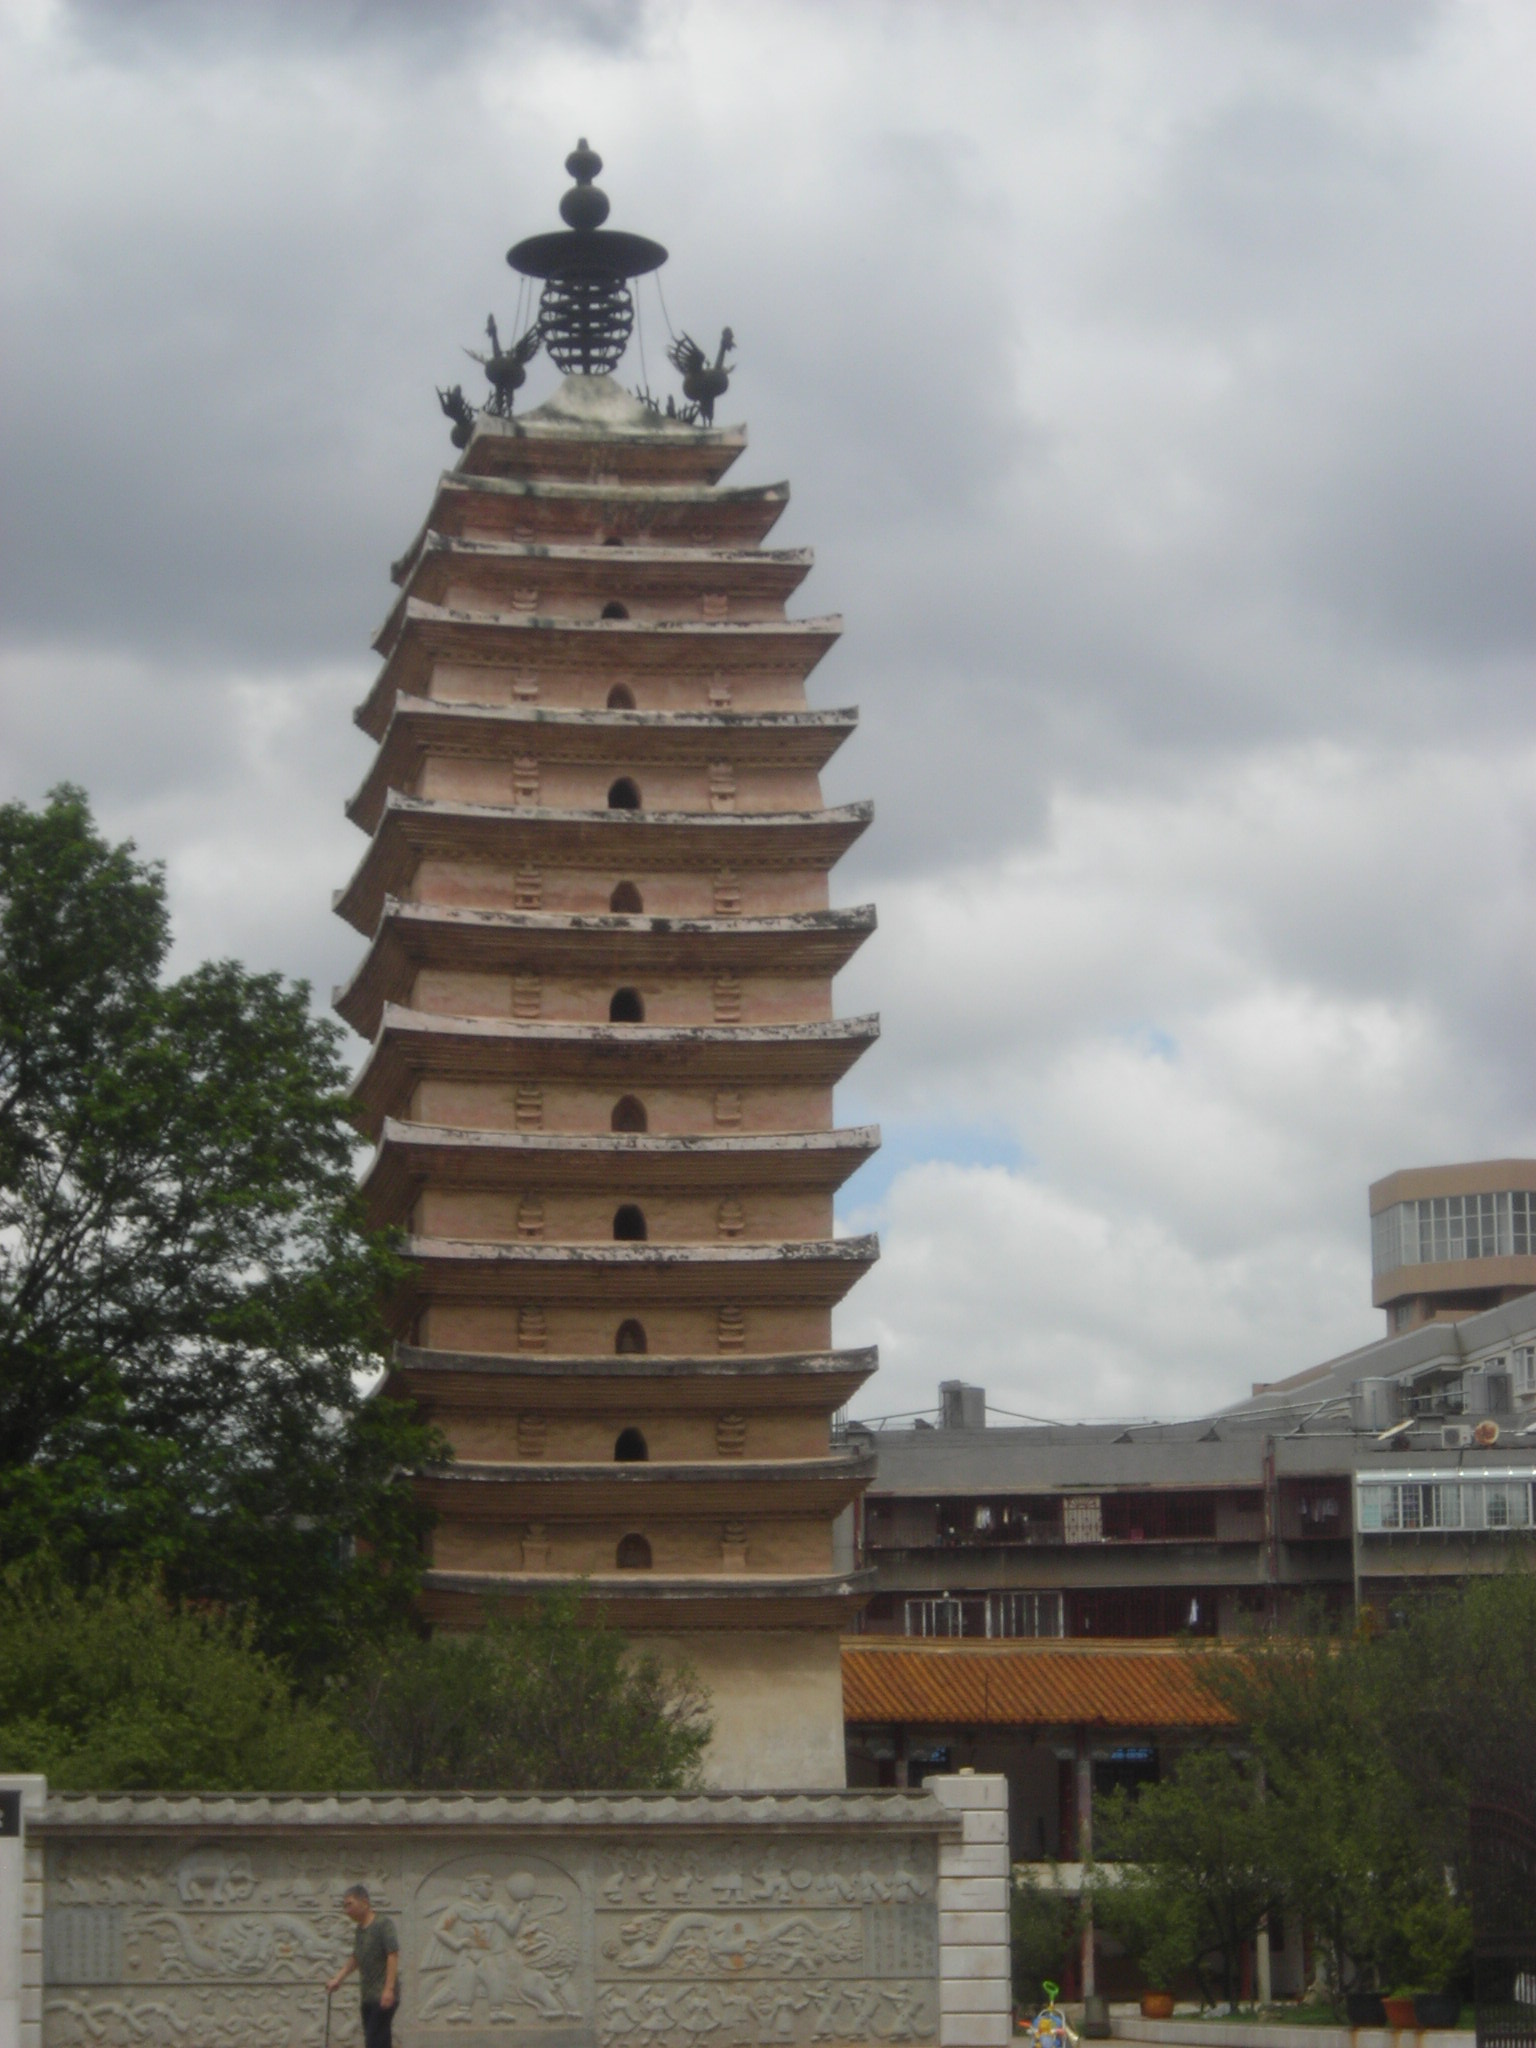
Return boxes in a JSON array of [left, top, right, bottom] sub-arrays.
[[340, 143, 879, 1787], [843, 1294, 1536, 1870], [1370, 1158, 1536, 1332]]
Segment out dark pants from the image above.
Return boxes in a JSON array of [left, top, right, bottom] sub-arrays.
[[361, 2001, 395, 2047]]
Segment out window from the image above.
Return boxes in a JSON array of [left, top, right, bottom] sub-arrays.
[[608, 777, 641, 810], [614, 1427, 648, 1463], [601, 601, 630, 620], [1373, 1191, 1536, 1275], [610, 880, 643, 913], [904, 1597, 963, 1639], [613, 1203, 647, 1242], [611, 1095, 647, 1132], [609, 987, 644, 1022], [988, 1591, 1064, 1639], [616, 1534, 652, 1569], [606, 683, 636, 709], [1515, 1347, 1536, 1396], [615, 1318, 647, 1354]]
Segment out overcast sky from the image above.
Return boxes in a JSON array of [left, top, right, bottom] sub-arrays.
[[3, 0, 1533, 1423]]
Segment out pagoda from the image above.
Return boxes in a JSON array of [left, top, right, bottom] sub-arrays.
[[339, 143, 879, 1788]]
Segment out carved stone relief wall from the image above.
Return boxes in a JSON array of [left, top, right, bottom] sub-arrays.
[[41, 1801, 946, 2048]]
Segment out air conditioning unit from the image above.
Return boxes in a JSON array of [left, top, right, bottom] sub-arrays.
[[1441, 1424, 1474, 1449]]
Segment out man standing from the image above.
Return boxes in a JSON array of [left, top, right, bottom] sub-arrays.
[[327, 1883, 400, 2046]]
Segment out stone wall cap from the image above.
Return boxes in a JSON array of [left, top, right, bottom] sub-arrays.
[[40, 1788, 958, 1835]]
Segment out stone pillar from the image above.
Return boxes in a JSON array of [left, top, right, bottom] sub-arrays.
[[931, 1772, 1011, 2048], [0, 1776, 45, 2048]]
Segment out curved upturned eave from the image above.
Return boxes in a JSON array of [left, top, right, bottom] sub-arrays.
[[393, 1232, 879, 1314], [391, 475, 791, 582], [378, 536, 814, 648], [383, 1342, 879, 1411], [358, 602, 841, 740], [333, 794, 873, 936], [346, 1006, 881, 1115], [346, 698, 860, 832], [419, 1568, 875, 1632], [335, 899, 875, 1038], [360, 1119, 880, 1222]]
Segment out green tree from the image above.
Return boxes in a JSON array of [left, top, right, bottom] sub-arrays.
[[0, 787, 439, 1675], [1011, 1870, 1083, 2009], [0, 1568, 370, 1791], [344, 1589, 713, 1791], [1210, 1629, 1394, 1994], [1094, 1747, 1276, 2007]]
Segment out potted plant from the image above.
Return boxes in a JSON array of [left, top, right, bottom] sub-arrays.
[[1382, 1993, 1418, 2030]]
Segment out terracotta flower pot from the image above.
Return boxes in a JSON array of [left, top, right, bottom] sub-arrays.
[[1140, 1992, 1176, 2020], [1382, 1997, 1418, 2029]]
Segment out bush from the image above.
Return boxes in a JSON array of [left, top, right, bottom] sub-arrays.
[[341, 1588, 713, 1791]]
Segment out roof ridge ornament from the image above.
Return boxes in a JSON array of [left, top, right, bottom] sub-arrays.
[[437, 140, 736, 439]]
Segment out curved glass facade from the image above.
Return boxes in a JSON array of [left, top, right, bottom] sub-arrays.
[[1372, 1189, 1536, 1277]]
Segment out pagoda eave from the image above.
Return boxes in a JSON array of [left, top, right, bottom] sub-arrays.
[[459, 401, 746, 488], [361, 1119, 880, 1221], [334, 797, 872, 935], [417, 1451, 874, 1520], [347, 700, 859, 831], [347, 1005, 881, 1108], [359, 604, 840, 737], [337, 899, 874, 1026], [419, 1569, 875, 1633], [394, 1232, 879, 1311], [394, 476, 791, 576], [382, 536, 813, 638], [384, 1343, 878, 1412]]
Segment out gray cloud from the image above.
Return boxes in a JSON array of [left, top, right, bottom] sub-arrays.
[[3, 0, 1533, 1411]]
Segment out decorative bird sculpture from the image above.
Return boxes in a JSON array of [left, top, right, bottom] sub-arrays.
[[436, 383, 477, 450], [666, 327, 736, 424], [468, 313, 542, 416]]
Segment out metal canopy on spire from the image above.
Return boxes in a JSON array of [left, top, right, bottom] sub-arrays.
[[509, 139, 668, 377], [436, 140, 735, 444]]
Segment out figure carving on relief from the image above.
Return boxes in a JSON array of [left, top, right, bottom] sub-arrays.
[[418, 1870, 577, 2023], [674, 1982, 724, 2037], [879, 1982, 932, 2041], [750, 1982, 808, 2042]]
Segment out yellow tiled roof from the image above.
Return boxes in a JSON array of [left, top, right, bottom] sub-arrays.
[[842, 1638, 1238, 1730]]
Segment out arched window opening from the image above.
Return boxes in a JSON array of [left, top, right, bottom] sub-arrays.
[[613, 1203, 647, 1242], [616, 1533, 652, 1569], [614, 1427, 648, 1463], [608, 777, 641, 810], [601, 600, 630, 620], [609, 987, 644, 1023], [615, 1318, 648, 1355], [611, 1095, 648, 1133], [602, 534, 625, 547], [606, 684, 636, 710], [609, 880, 643, 913]]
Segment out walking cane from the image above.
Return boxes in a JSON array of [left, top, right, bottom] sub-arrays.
[[323, 1985, 334, 2048]]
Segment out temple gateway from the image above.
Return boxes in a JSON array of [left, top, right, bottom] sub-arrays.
[[339, 143, 881, 1787]]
